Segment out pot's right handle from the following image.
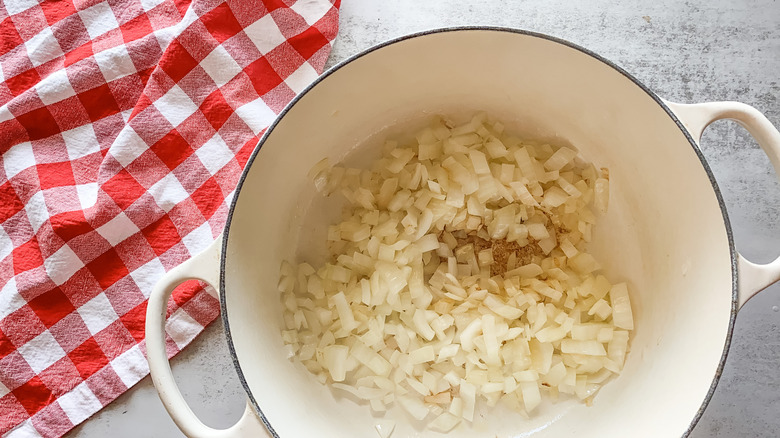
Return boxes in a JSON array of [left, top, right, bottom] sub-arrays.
[[145, 235, 272, 438], [665, 100, 780, 308]]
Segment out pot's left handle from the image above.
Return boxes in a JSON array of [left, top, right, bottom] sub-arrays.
[[665, 100, 780, 308], [145, 235, 271, 438]]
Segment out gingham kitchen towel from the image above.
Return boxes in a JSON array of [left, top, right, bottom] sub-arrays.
[[0, 0, 339, 435]]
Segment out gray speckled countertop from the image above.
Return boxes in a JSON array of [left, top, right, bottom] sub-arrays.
[[68, 1, 780, 437]]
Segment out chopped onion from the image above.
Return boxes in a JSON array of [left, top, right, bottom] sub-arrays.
[[594, 177, 609, 214], [519, 380, 541, 413], [429, 411, 461, 433], [398, 395, 430, 421], [561, 339, 607, 356], [409, 345, 435, 364], [609, 283, 634, 330], [588, 299, 613, 320], [468, 149, 491, 175], [543, 146, 578, 171], [279, 114, 632, 432], [322, 345, 349, 382], [374, 420, 395, 438], [459, 380, 476, 422]]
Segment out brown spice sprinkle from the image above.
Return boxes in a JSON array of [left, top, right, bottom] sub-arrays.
[[446, 231, 545, 277], [488, 239, 540, 276]]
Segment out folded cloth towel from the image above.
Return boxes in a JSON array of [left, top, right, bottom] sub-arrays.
[[0, 0, 339, 436]]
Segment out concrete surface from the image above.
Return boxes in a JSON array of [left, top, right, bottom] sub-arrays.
[[68, 0, 780, 436]]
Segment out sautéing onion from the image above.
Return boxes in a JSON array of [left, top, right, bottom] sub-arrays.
[[278, 113, 633, 433]]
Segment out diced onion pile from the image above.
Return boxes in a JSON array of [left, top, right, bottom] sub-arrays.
[[278, 113, 633, 432]]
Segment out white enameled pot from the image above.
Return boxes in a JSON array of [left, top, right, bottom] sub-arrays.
[[145, 28, 780, 438]]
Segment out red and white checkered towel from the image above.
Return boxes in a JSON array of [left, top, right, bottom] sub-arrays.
[[0, 0, 339, 436]]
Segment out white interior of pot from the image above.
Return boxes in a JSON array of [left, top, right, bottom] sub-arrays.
[[223, 30, 734, 438]]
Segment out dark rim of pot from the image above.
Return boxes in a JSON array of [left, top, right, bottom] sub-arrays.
[[220, 26, 738, 438]]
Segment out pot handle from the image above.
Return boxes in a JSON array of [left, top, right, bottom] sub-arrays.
[[665, 100, 780, 308], [145, 235, 271, 438]]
